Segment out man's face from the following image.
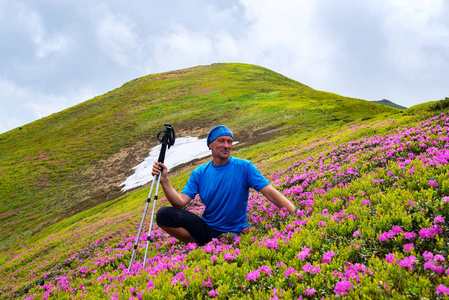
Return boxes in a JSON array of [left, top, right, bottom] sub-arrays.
[[210, 135, 233, 161]]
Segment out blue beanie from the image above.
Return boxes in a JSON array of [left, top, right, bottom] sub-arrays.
[[207, 125, 234, 148]]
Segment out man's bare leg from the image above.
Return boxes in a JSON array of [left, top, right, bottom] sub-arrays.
[[160, 226, 197, 244]]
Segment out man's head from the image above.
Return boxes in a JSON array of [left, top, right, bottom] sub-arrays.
[[207, 125, 234, 149]]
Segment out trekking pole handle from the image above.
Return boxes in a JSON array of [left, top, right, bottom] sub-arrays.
[[157, 124, 175, 163]]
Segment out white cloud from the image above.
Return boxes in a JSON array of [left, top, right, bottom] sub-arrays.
[[35, 34, 68, 59], [377, 0, 449, 79], [238, 0, 340, 85], [206, 3, 241, 23], [146, 0, 340, 85], [14, 2, 69, 59], [0, 78, 25, 98], [95, 6, 141, 66]]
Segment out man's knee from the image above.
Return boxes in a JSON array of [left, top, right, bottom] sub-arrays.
[[156, 206, 175, 227]]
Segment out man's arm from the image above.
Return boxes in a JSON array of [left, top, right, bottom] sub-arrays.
[[152, 162, 191, 208], [260, 184, 296, 213]]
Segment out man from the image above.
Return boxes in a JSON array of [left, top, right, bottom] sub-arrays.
[[152, 125, 296, 246]]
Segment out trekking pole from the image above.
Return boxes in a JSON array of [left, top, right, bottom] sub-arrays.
[[128, 124, 175, 272]]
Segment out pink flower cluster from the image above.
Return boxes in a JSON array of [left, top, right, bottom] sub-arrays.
[[334, 279, 353, 296], [322, 251, 335, 264], [245, 266, 272, 282], [419, 226, 443, 239], [378, 225, 403, 241], [423, 251, 446, 274], [296, 247, 312, 261], [302, 263, 321, 274], [437, 284, 449, 295], [385, 253, 418, 270]]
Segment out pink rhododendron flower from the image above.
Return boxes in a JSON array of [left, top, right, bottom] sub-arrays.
[[434, 216, 445, 224], [436, 284, 449, 295], [430, 225, 443, 235], [378, 233, 388, 241], [361, 199, 370, 206], [202, 278, 212, 288], [304, 287, 316, 296], [391, 226, 403, 234], [403, 243, 414, 252], [209, 289, 219, 297], [424, 261, 435, 271], [419, 228, 434, 238], [302, 263, 321, 274], [276, 262, 285, 268], [434, 254, 445, 262], [223, 252, 235, 261], [245, 270, 260, 281], [385, 253, 396, 263], [404, 231, 416, 240], [432, 264, 444, 274], [258, 266, 272, 275], [259, 238, 279, 250], [334, 279, 353, 296], [353, 230, 360, 237], [271, 288, 284, 300], [296, 246, 312, 261], [429, 180, 438, 187], [147, 280, 154, 291], [322, 251, 335, 264], [302, 263, 313, 272], [423, 251, 434, 261], [399, 256, 416, 270], [294, 186, 303, 193], [171, 272, 189, 286], [284, 267, 296, 277]]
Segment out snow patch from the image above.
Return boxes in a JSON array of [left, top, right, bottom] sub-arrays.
[[120, 136, 211, 191]]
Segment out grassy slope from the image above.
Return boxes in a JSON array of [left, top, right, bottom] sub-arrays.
[[2, 105, 449, 299], [1, 64, 449, 299], [0, 63, 396, 253]]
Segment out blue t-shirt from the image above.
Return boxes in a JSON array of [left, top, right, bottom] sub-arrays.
[[181, 156, 270, 232]]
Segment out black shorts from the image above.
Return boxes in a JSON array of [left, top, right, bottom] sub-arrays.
[[156, 206, 241, 246]]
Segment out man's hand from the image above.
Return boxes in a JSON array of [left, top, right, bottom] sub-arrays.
[[152, 161, 191, 208], [152, 162, 168, 183]]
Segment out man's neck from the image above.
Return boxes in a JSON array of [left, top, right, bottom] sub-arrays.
[[212, 156, 230, 166]]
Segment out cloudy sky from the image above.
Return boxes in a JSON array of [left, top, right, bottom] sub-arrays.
[[1, 0, 448, 133]]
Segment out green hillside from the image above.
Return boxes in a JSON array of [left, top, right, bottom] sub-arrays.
[[0, 63, 397, 253], [2, 63, 449, 299]]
